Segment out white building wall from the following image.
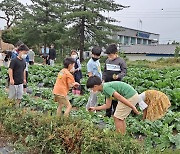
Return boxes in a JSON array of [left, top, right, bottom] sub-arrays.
[[115, 27, 159, 45]]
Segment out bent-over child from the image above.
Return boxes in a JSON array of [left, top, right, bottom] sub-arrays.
[[87, 76, 139, 134], [138, 90, 171, 121]]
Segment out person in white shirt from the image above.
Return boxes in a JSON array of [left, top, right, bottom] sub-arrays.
[[28, 48, 35, 65], [0, 51, 7, 69]]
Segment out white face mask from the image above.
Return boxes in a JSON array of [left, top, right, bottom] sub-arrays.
[[70, 67, 75, 73], [71, 55, 77, 59], [21, 54, 27, 59]]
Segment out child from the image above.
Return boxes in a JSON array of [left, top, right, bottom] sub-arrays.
[[87, 76, 139, 134], [11, 41, 23, 59], [86, 46, 102, 109], [53, 58, 80, 117], [139, 90, 171, 121], [103, 43, 127, 117], [70, 50, 82, 95], [8, 44, 29, 107]]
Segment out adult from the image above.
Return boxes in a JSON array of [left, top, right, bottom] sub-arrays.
[[23, 54, 30, 93], [41, 45, 49, 65], [49, 44, 56, 66], [28, 48, 35, 65], [70, 50, 82, 95]]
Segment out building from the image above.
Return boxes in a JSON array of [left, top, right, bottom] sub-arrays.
[[120, 44, 176, 61], [112, 26, 160, 46]]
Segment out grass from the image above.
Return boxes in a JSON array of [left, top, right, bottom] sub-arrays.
[[127, 58, 180, 68]]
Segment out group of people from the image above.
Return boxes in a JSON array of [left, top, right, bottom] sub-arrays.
[[3, 41, 171, 135], [52, 43, 171, 134], [0, 43, 35, 69], [41, 44, 56, 66], [0, 41, 35, 107]]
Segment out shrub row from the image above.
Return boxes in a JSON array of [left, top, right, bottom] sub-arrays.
[[0, 95, 144, 154]]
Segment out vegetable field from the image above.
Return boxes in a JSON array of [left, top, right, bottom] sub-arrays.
[[0, 61, 180, 153]]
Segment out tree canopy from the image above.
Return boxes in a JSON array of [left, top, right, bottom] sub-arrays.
[[1, 0, 128, 60], [0, 0, 25, 29]]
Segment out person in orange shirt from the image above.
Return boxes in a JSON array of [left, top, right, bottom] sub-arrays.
[[53, 58, 79, 117]]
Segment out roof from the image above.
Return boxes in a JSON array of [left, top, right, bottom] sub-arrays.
[[120, 44, 177, 55], [120, 26, 160, 36]]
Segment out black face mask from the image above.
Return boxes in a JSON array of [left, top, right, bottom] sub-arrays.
[[92, 57, 99, 61]]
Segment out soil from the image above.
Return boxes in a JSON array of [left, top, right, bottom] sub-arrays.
[[0, 124, 15, 154]]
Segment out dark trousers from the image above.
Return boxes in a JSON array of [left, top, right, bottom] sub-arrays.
[[105, 100, 118, 117], [73, 72, 81, 91], [29, 61, 34, 65]]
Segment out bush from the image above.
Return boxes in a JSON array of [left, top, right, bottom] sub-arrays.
[[0, 95, 144, 154]]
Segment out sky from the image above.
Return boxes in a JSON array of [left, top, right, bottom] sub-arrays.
[[0, 0, 180, 44]]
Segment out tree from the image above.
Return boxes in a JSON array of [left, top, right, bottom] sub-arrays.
[[172, 40, 180, 45], [174, 45, 180, 58], [1, 0, 67, 51], [1, 26, 23, 45], [64, 0, 128, 61], [26, 0, 66, 52], [0, 0, 25, 29]]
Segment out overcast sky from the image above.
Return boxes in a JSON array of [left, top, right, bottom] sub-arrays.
[[0, 0, 180, 44]]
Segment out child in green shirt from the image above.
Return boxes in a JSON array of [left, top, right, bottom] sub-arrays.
[[87, 76, 139, 134]]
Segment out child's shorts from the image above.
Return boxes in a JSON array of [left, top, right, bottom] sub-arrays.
[[54, 94, 71, 106], [114, 93, 139, 120], [8, 84, 23, 99]]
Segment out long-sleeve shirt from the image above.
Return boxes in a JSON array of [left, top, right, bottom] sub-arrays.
[[103, 57, 127, 82]]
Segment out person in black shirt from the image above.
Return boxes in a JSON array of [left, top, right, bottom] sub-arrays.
[[8, 44, 29, 107], [48, 44, 56, 66], [103, 44, 127, 117]]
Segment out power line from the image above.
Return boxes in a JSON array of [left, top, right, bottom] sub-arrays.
[[114, 16, 180, 18], [119, 12, 180, 15], [160, 36, 180, 39], [120, 11, 180, 13], [121, 8, 180, 11]]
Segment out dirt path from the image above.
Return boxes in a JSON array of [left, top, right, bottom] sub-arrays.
[[0, 124, 15, 154]]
